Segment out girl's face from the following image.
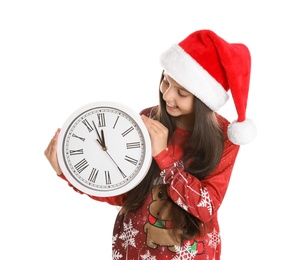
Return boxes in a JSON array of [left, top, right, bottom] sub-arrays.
[[160, 72, 195, 128]]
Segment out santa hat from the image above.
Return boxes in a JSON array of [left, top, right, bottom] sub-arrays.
[[160, 29, 256, 145]]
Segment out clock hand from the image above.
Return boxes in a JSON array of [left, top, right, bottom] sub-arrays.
[[101, 129, 106, 149], [93, 121, 107, 150], [104, 150, 127, 178], [96, 138, 104, 148], [92, 120, 102, 141], [93, 127, 125, 178]]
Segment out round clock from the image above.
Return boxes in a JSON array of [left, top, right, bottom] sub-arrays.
[[57, 101, 152, 197]]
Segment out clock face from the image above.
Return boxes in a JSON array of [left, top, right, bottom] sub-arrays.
[[57, 101, 152, 197]]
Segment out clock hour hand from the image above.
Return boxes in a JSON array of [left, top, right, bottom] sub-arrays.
[[96, 139, 104, 149], [101, 129, 106, 148]]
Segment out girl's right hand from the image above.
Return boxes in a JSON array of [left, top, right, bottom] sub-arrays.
[[141, 115, 168, 157], [44, 128, 63, 175]]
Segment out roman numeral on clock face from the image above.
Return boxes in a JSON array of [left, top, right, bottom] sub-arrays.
[[97, 113, 106, 127], [74, 158, 89, 173], [105, 171, 111, 184], [88, 168, 99, 183], [113, 116, 119, 129], [126, 142, 141, 149], [82, 119, 93, 132], [124, 155, 138, 165], [121, 126, 134, 137], [70, 149, 83, 155], [72, 133, 85, 142]]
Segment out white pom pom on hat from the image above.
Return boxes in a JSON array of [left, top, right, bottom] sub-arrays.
[[228, 119, 257, 145], [160, 29, 257, 145]]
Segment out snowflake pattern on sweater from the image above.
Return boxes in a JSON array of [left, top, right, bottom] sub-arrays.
[[111, 178, 227, 259], [112, 203, 225, 260]]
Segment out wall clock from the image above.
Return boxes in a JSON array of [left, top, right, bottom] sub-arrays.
[[57, 101, 152, 197]]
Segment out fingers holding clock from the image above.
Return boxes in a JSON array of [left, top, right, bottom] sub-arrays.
[[44, 128, 63, 175], [141, 115, 168, 157]]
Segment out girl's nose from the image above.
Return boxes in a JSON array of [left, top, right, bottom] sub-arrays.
[[162, 85, 174, 100]]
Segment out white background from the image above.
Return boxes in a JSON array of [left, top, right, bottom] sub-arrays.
[[1, 1, 299, 259]]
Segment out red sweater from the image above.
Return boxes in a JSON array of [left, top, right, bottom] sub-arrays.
[[60, 107, 240, 259]]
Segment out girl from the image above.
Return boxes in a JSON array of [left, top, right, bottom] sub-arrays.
[[45, 29, 256, 259]]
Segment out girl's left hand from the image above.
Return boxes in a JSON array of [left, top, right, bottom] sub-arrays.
[[141, 115, 168, 157], [44, 128, 63, 175]]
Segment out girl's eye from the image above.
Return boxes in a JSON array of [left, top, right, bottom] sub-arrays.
[[178, 90, 188, 97]]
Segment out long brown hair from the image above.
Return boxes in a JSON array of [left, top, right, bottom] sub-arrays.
[[121, 72, 224, 239]]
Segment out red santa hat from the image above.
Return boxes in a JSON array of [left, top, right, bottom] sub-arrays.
[[160, 29, 256, 145]]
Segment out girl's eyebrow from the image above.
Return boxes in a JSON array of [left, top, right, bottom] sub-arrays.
[[178, 86, 193, 95], [177, 85, 189, 92]]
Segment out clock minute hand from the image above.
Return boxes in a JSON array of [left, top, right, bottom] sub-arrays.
[[92, 121, 106, 150]]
